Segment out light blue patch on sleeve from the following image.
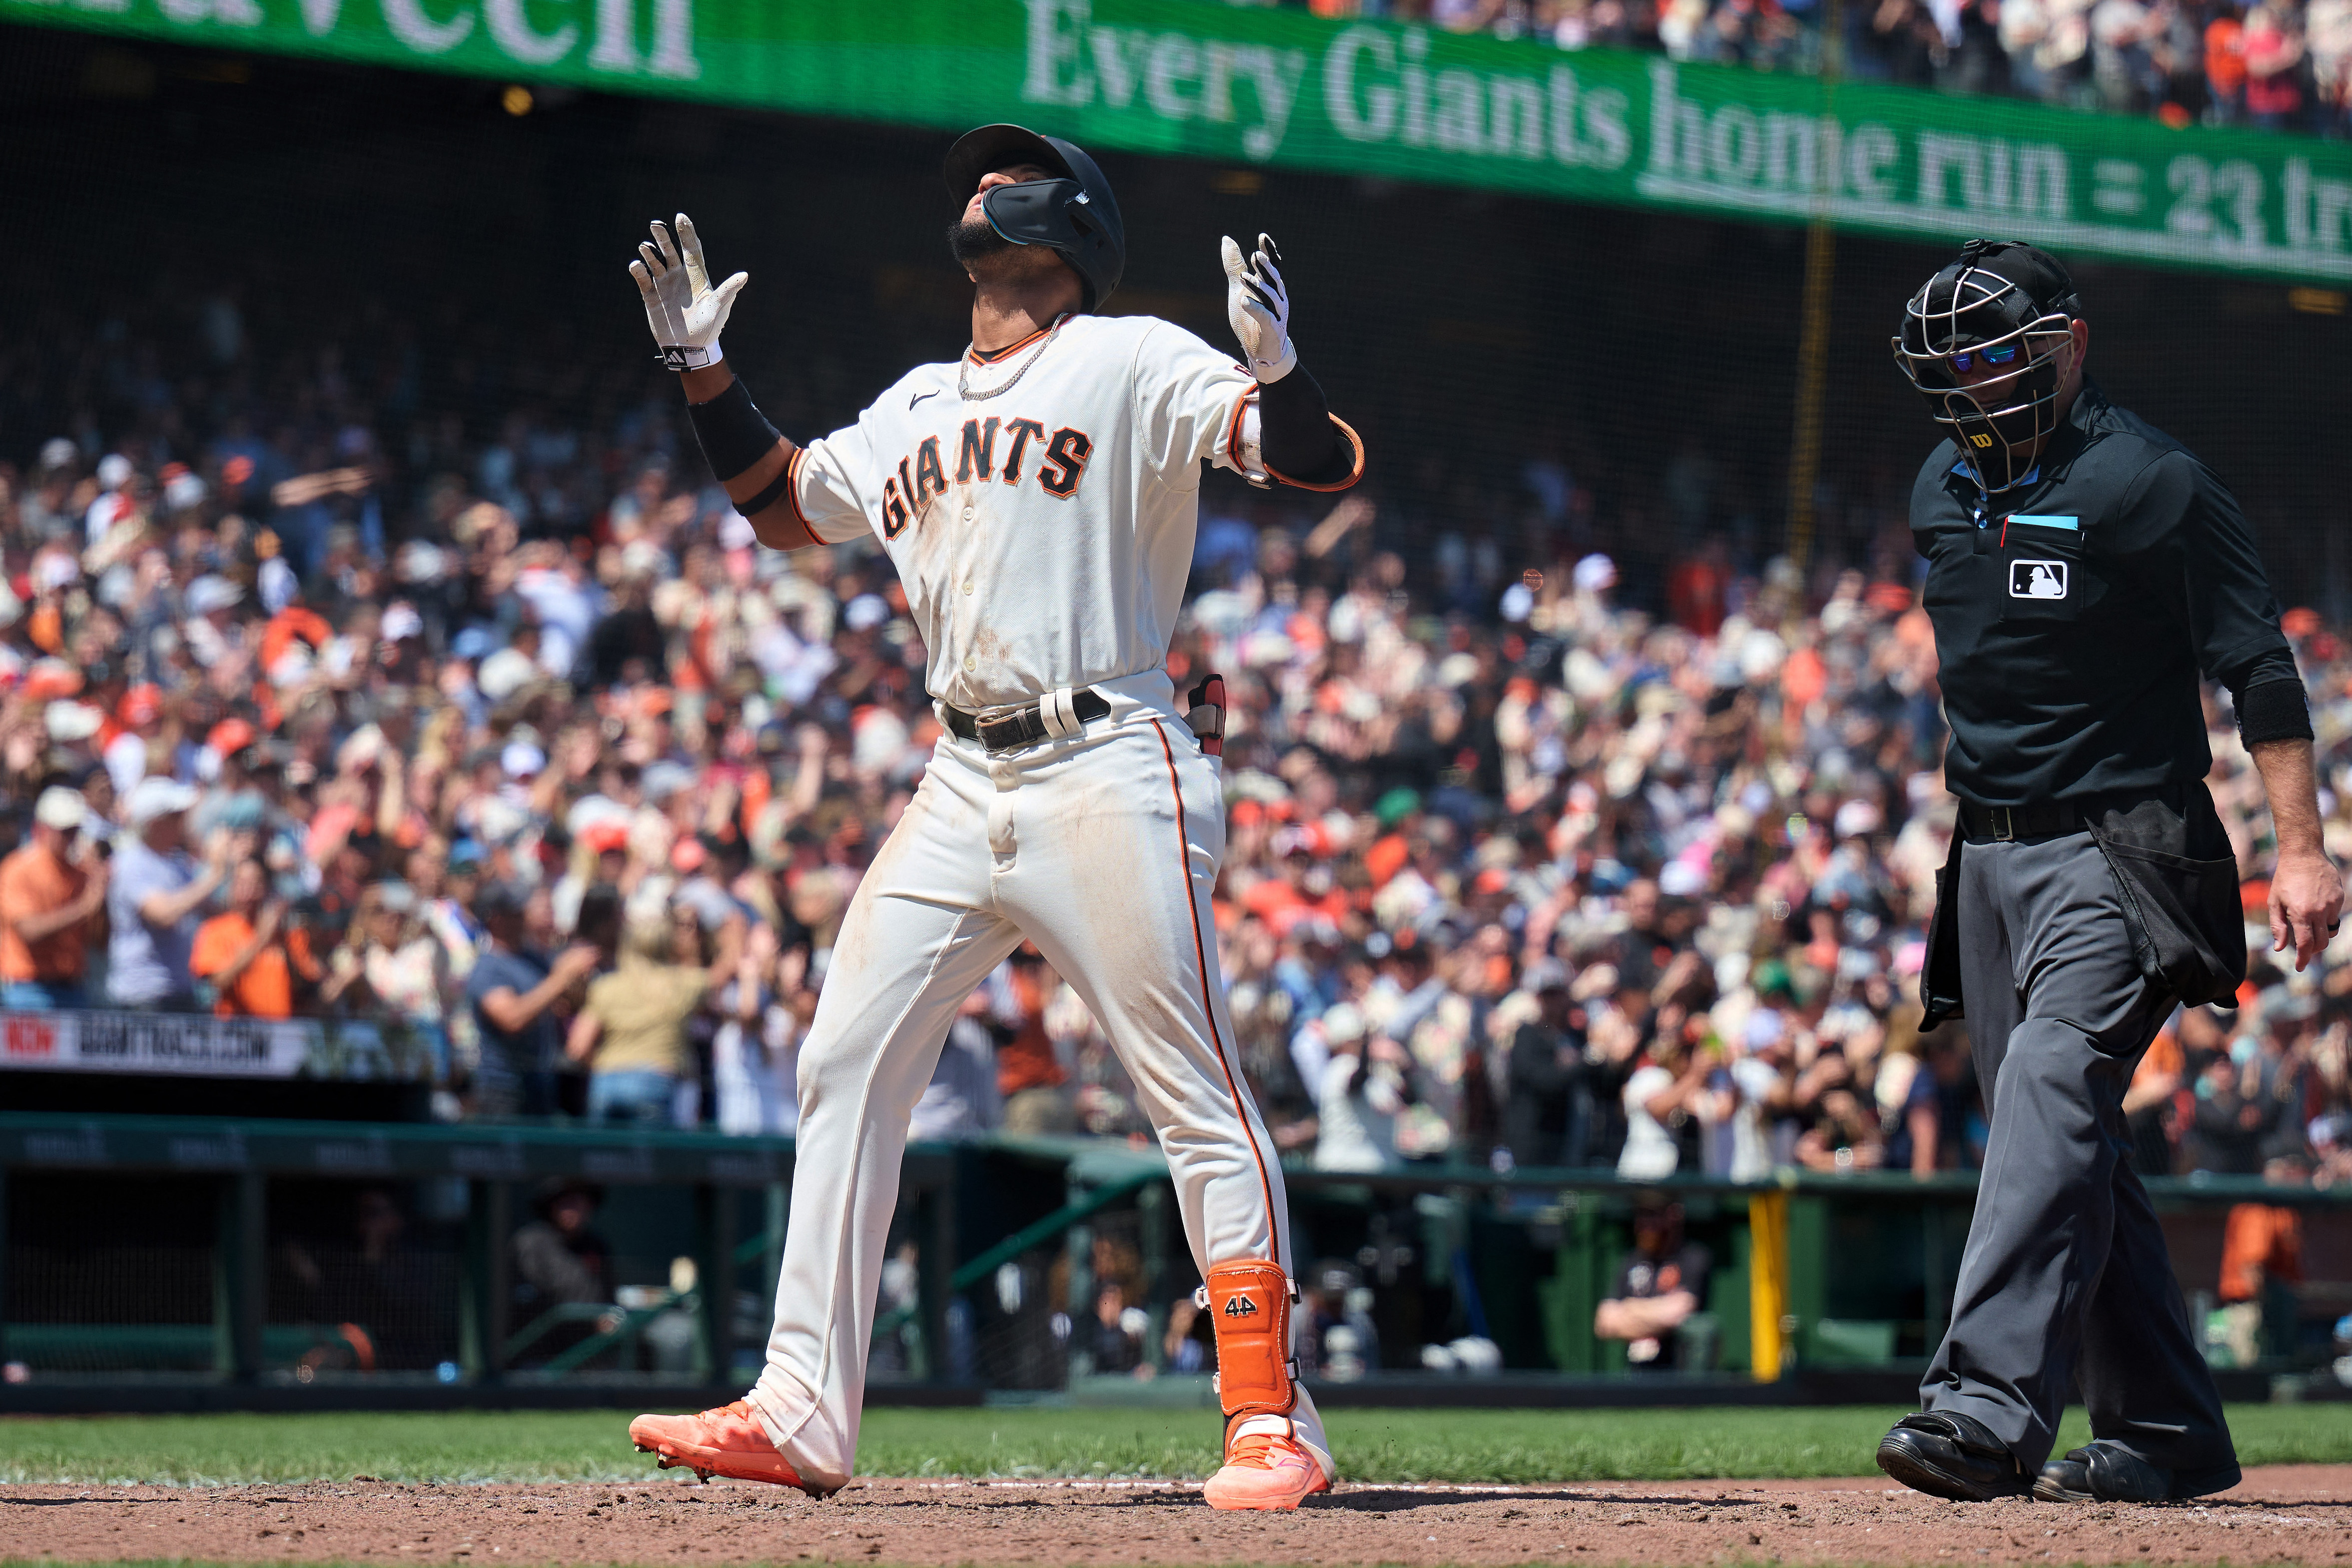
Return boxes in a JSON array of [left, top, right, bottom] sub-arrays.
[[2007, 514, 2079, 531]]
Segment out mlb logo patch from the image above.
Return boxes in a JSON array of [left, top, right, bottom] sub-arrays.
[[2010, 560, 2069, 600]]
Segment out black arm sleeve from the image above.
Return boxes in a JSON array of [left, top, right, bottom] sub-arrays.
[[2237, 676, 2314, 746], [1257, 364, 1361, 490], [687, 375, 784, 482]]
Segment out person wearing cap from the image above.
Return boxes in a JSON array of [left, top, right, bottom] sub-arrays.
[[106, 777, 234, 1010], [191, 720, 270, 842], [422, 840, 489, 980], [1504, 959, 1588, 1168], [103, 684, 164, 797], [344, 881, 453, 1058], [182, 576, 247, 669], [510, 1178, 617, 1354], [84, 453, 135, 549], [1592, 1196, 1711, 1371], [465, 882, 601, 1117], [0, 786, 109, 1008], [1880, 239, 2342, 1507]]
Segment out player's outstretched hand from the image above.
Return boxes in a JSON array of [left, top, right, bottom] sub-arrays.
[[630, 213, 748, 371], [1221, 231, 1296, 384]]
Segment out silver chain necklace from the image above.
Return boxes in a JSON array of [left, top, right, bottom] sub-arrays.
[[957, 313, 1069, 402]]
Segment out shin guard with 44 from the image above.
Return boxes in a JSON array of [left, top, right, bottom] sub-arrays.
[[1203, 1259, 1296, 1419]]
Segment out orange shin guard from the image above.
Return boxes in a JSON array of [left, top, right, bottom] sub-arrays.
[[1203, 1258, 1297, 1420]]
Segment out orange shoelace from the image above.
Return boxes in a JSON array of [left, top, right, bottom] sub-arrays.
[[1224, 1433, 1297, 1471], [696, 1400, 762, 1436]]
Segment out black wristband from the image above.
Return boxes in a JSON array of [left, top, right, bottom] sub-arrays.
[[1258, 363, 1333, 474], [735, 461, 794, 521], [1259, 364, 1360, 489], [2237, 677, 2314, 746], [688, 376, 783, 482]]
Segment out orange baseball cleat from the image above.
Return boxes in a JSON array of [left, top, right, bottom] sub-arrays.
[[628, 1400, 832, 1495], [1202, 1426, 1332, 1511]]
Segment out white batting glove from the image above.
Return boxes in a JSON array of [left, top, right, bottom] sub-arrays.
[[630, 213, 747, 371], [1221, 232, 1296, 384]]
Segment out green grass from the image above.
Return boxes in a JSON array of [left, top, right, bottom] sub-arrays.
[[3, 1403, 2351, 1487]]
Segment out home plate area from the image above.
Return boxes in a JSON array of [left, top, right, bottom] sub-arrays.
[[9, 1467, 2352, 1566]]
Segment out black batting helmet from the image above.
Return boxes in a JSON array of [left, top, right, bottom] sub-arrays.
[[1892, 239, 2084, 493], [943, 123, 1124, 313]]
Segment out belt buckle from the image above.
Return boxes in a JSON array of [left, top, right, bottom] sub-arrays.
[[1988, 805, 2016, 842], [973, 702, 1038, 754]]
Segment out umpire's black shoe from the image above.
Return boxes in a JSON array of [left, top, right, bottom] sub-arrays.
[[1876, 1412, 2032, 1501], [2033, 1441, 2242, 1504]]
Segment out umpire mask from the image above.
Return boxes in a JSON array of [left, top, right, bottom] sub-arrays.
[[1892, 239, 2083, 493]]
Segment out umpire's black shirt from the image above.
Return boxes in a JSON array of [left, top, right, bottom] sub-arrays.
[[1911, 379, 2298, 805]]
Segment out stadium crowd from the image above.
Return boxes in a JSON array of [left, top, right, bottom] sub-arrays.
[[1287, 0, 2352, 137], [0, 298, 2348, 1201]]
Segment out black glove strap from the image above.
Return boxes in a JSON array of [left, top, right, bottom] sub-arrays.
[[688, 375, 783, 483]]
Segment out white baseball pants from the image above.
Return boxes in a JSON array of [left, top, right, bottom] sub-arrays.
[[745, 674, 1325, 1487]]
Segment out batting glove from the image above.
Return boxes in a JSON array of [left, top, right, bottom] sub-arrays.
[[631, 213, 747, 371], [1221, 232, 1296, 384]]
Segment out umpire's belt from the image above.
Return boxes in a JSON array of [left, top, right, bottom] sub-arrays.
[[1957, 788, 2177, 843], [944, 687, 1110, 755]]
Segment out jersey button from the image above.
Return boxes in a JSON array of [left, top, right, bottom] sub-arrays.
[[961, 506, 974, 521], [962, 655, 976, 673], [962, 581, 974, 595]]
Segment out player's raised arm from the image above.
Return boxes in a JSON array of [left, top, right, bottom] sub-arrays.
[[1221, 232, 1363, 491], [628, 214, 809, 551]]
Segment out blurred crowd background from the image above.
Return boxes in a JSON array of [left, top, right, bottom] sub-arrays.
[[1281, 0, 2352, 136], [1, 13, 2348, 1391], [3, 262, 2349, 1198], [0, 19, 2348, 1198]]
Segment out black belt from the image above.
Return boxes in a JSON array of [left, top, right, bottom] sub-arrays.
[[943, 689, 1110, 754], [1957, 800, 2083, 842], [1956, 787, 2181, 843]]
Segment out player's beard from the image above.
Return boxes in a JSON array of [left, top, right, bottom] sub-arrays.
[[947, 215, 1012, 267]]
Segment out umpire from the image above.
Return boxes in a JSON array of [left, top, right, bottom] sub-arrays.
[[1874, 240, 2344, 1505]]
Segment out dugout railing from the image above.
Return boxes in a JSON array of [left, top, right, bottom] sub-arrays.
[[1, 1111, 2346, 1410]]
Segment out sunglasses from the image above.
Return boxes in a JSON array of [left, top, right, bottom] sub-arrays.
[[1949, 343, 2021, 372]]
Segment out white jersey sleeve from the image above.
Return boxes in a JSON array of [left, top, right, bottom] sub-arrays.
[[785, 416, 889, 549], [1131, 321, 1266, 487]]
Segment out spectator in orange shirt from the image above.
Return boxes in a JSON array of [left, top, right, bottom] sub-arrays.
[[1243, 828, 1352, 937], [190, 859, 295, 1018], [2124, 1023, 2187, 1175], [2214, 1152, 2309, 1365], [2207, 1, 2250, 119], [994, 945, 1074, 1135], [0, 787, 109, 1008], [259, 599, 333, 680]]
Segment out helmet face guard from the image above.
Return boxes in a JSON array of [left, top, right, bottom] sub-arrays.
[[1892, 261, 2076, 493], [979, 175, 1122, 311]]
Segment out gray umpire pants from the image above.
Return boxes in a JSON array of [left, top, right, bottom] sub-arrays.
[[1921, 829, 2238, 1485]]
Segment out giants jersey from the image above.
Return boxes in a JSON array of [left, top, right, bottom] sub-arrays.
[[780, 314, 1353, 711]]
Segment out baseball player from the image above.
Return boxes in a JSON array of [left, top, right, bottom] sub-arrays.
[[624, 124, 1363, 1511]]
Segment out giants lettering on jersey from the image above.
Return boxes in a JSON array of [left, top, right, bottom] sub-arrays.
[[881, 416, 1094, 537]]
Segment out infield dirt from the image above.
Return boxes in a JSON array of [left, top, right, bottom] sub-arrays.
[[7, 1466, 2352, 1566]]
